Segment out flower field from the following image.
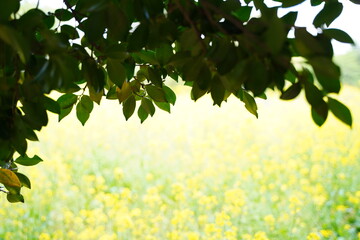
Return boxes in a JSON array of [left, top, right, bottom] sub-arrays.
[[1, 86, 360, 240]]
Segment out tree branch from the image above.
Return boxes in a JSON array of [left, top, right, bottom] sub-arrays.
[[175, 0, 207, 54]]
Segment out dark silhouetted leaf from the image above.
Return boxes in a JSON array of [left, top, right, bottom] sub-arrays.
[[0, 0, 20, 21], [328, 97, 352, 127], [54, 9, 73, 21], [44, 96, 60, 114], [107, 58, 127, 87], [15, 154, 43, 166], [0, 25, 29, 63], [127, 23, 149, 52], [280, 83, 301, 100], [309, 57, 340, 93], [61, 25, 79, 39], [15, 172, 31, 189], [313, 1, 343, 27], [211, 76, 225, 106], [281, 0, 306, 8], [7, 193, 24, 203], [147, 68, 163, 87], [323, 28, 354, 44]]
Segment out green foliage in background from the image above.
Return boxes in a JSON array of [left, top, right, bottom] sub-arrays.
[[0, 0, 358, 202], [335, 49, 360, 86]]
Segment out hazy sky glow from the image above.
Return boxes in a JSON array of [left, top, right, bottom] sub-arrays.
[[23, 0, 360, 55]]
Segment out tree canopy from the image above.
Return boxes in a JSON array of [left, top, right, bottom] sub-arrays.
[[0, 0, 357, 202]]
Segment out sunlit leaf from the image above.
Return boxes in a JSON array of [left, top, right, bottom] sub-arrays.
[[0, 169, 21, 188]]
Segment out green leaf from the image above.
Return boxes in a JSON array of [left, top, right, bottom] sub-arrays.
[[10, 134, 27, 156], [57, 93, 77, 109], [21, 100, 48, 131], [281, 0, 306, 8], [123, 95, 136, 120], [106, 3, 129, 41], [163, 86, 176, 105], [155, 44, 173, 65], [15, 154, 43, 166], [211, 76, 225, 106], [280, 83, 301, 100], [191, 82, 207, 101], [75, 0, 107, 14], [311, 102, 328, 127], [104, 44, 129, 60], [323, 28, 354, 44], [76, 95, 94, 126], [137, 105, 149, 123], [89, 85, 103, 105], [281, 11, 298, 26], [117, 81, 133, 103], [154, 101, 170, 113], [311, 0, 323, 6], [107, 58, 127, 87], [80, 11, 106, 42], [127, 23, 149, 52], [241, 90, 258, 118], [54, 9, 73, 21], [265, 16, 286, 54], [60, 25, 79, 39], [141, 98, 156, 116], [328, 97, 352, 127], [294, 28, 325, 58], [83, 59, 105, 93], [0, 0, 20, 21], [59, 107, 73, 121], [232, 6, 252, 22], [309, 57, 340, 93], [0, 169, 21, 188], [0, 24, 29, 63], [304, 81, 324, 107], [15, 172, 31, 189], [7, 193, 24, 203], [313, 1, 343, 28], [145, 85, 167, 102], [147, 68, 163, 87], [44, 96, 60, 114]]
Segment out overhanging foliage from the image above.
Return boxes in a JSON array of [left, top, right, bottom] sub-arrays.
[[0, 0, 357, 202]]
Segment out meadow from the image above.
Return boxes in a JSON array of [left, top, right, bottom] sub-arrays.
[[0, 85, 359, 240]]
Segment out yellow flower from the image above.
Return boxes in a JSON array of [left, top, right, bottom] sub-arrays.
[[38, 233, 51, 240], [264, 214, 275, 226], [320, 229, 333, 238], [187, 232, 200, 240], [306, 232, 320, 240], [253, 231, 269, 240]]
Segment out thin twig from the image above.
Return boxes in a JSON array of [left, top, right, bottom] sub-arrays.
[[200, 1, 228, 35], [0, 188, 9, 194], [199, 0, 270, 52], [175, 0, 207, 54], [63, 0, 85, 24]]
